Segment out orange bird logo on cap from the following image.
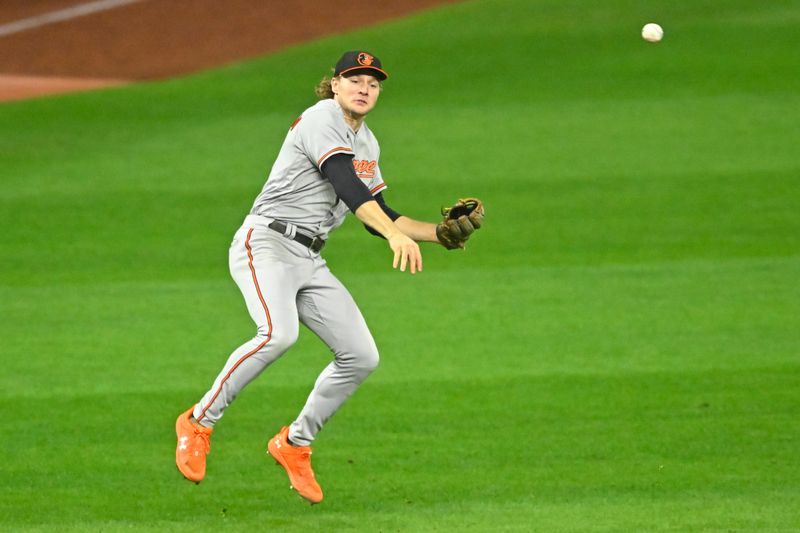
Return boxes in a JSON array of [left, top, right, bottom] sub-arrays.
[[357, 53, 374, 66]]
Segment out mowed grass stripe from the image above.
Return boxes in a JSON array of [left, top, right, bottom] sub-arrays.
[[1, 255, 796, 399]]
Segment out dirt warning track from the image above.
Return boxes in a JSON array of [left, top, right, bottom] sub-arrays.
[[0, 0, 458, 101]]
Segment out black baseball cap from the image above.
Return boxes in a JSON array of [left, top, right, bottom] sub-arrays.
[[334, 51, 388, 81]]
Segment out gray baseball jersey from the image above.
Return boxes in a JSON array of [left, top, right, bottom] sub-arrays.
[[250, 98, 386, 239]]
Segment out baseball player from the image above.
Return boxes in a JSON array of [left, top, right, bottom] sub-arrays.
[[175, 50, 484, 504]]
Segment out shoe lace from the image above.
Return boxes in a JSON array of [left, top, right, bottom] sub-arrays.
[[297, 450, 315, 478], [195, 429, 211, 454]]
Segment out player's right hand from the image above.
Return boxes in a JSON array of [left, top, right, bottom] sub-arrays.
[[388, 232, 422, 274]]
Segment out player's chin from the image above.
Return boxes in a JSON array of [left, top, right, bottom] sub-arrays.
[[352, 101, 374, 114]]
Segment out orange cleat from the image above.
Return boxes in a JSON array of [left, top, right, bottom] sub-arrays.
[[175, 405, 213, 483], [267, 426, 323, 504]]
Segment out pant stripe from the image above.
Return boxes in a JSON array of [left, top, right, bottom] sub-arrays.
[[197, 227, 273, 422]]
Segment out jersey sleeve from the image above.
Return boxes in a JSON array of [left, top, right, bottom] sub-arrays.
[[296, 108, 354, 169]]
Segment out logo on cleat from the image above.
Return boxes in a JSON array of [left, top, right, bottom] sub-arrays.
[[274, 438, 281, 449], [179, 436, 189, 451]]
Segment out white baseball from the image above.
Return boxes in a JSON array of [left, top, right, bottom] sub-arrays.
[[641, 23, 664, 43]]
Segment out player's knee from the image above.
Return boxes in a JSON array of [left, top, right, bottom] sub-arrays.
[[270, 331, 299, 355], [336, 342, 379, 378], [255, 325, 298, 355], [354, 345, 380, 375]]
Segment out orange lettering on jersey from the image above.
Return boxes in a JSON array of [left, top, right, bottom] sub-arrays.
[[352, 159, 377, 179], [290, 115, 302, 130]]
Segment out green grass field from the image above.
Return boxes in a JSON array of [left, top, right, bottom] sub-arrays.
[[2, 0, 799, 530]]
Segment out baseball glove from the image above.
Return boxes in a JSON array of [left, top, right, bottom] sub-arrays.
[[435, 197, 485, 250]]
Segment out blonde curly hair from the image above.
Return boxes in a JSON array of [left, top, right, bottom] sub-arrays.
[[315, 73, 337, 100]]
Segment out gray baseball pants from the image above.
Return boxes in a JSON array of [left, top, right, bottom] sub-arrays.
[[193, 215, 379, 446]]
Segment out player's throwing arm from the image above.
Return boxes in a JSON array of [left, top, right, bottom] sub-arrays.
[[354, 200, 422, 273]]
